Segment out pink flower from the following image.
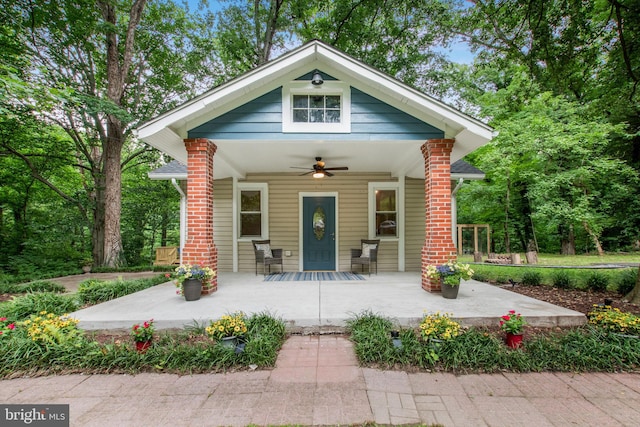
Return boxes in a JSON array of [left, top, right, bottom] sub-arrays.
[[0, 317, 6, 321], [8, 323, 15, 330], [509, 310, 516, 314]]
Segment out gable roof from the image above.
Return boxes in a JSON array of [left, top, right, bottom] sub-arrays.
[[137, 40, 493, 179]]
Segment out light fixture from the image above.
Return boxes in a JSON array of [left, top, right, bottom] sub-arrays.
[[312, 171, 325, 179], [311, 70, 323, 86]]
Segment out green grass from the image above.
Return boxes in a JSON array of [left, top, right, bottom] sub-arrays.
[[459, 252, 639, 266]]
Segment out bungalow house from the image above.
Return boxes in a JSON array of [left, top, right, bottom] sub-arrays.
[[137, 40, 493, 294]]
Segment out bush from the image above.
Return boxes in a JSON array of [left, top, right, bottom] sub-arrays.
[[551, 270, 571, 289], [0, 281, 66, 294], [0, 293, 79, 322], [585, 272, 609, 292], [617, 269, 637, 295], [77, 275, 168, 305], [521, 271, 542, 286]]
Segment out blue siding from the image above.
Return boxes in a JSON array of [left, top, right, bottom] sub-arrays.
[[188, 88, 444, 140]]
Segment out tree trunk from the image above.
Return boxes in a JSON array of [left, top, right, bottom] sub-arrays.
[[582, 221, 604, 256], [625, 269, 640, 304], [561, 224, 576, 255], [102, 125, 124, 267]]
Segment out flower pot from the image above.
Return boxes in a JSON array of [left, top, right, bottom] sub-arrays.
[[135, 340, 152, 353], [220, 336, 238, 349], [505, 333, 523, 349], [441, 283, 459, 299], [183, 278, 202, 301]]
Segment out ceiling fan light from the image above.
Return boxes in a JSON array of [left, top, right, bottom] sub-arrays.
[[312, 171, 325, 178]]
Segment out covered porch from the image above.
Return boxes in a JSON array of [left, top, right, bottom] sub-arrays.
[[70, 273, 586, 332]]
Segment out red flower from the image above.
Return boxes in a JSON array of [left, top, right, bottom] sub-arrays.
[[501, 315, 511, 321], [509, 310, 516, 314], [8, 323, 15, 330]]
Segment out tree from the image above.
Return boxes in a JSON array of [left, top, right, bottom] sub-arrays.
[[3, 0, 218, 267]]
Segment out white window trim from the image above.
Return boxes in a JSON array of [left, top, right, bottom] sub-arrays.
[[237, 182, 269, 241], [368, 182, 400, 241], [282, 81, 351, 133]]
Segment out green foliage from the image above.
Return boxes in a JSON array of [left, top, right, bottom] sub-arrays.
[[0, 293, 79, 322], [77, 275, 168, 305], [0, 281, 65, 294], [617, 269, 637, 295], [0, 311, 286, 378], [348, 312, 640, 373], [551, 270, 571, 289], [521, 271, 542, 286], [586, 272, 609, 292], [588, 307, 640, 335]]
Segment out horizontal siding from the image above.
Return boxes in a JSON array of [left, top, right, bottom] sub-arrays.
[[230, 173, 399, 273], [212, 179, 233, 271], [188, 88, 444, 141], [405, 178, 425, 272]]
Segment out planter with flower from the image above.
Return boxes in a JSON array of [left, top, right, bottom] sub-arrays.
[[174, 263, 215, 301], [424, 260, 474, 299], [131, 319, 155, 352], [206, 311, 248, 349], [499, 310, 526, 348]]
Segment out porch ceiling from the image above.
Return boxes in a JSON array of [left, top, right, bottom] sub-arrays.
[[213, 138, 449, 179]]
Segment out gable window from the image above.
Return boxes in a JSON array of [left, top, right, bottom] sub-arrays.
[[369, 183, 399, 238], [282, 81, 351, 133], [238, 183, 268, 238]]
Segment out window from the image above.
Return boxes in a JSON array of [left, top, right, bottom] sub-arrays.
[[238, 184, 268, 238], [293, 95, 341, 123], [369, 183, 399, 238], [282, 81, 351, 133], [375, 190, 397, 237]]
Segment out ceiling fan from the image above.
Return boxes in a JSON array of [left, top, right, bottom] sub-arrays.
[[292, 157, 349, 178]]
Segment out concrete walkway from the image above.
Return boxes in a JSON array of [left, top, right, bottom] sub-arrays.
[[2, 335, 639, 426]]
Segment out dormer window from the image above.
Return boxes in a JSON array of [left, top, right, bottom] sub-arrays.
[[282, 80, 351, 133]]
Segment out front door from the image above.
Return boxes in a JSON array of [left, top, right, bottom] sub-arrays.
[[303, 196, 336, 270]]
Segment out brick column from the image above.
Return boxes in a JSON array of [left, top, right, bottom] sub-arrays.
[[182, 138, 218, 294], [421, 139, 457, 292]]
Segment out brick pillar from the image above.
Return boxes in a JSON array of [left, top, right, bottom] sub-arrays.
[[182, 138, 218, 294], [421, 139, 457, 292]]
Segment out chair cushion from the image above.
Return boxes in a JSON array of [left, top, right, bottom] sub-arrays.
[[361, 243, 377, 258], [255, 243, 273, 258]]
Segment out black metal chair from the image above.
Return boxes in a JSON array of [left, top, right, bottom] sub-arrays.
[[350, 239, 380, 276], [252, 240, 283, 276]]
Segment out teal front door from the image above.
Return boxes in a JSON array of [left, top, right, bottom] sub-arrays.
[[303, 196, 336, 271]]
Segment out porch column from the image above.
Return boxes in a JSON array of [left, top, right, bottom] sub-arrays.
[[421, 139, 457, 292], [182, 138, 218, 294]]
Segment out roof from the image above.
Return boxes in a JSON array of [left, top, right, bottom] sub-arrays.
[[138, 40, 493, 179]]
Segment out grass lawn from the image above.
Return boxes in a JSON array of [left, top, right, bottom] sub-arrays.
[[458, 252, 639, 266]]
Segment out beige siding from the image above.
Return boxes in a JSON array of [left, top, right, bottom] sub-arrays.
[[216, 172, 407, 273], [212, 178, 233, 271], [405, 178, 425, 271]]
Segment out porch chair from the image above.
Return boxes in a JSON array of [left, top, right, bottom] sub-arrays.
[[350, 239, 380, 276], [252, 240, 283, 276]]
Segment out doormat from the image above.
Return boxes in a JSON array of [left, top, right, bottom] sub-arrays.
[[264, 272, 365, 282]]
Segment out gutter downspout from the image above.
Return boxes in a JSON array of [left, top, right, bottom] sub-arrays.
[[451, 178, 464, 250], [171, 178, 186, 265]]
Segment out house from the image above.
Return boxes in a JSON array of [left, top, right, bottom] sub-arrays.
[[137, 40, 493, 294]]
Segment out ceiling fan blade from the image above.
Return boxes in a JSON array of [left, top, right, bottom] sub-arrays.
[[299, 171, 313, 176], [323, 166, 349, 171], [324, 170, 334, 177], [290, 166, 313, 170]]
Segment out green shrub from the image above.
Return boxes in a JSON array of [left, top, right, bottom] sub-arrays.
[[588, 307, 640, 335], [551, 270, 571, 289], [0, 281, 66, 294], [617, 269, 637, 295], [0, 293, 79, 322], [585, 272, 609, 292], [77, 275, 168, 305], [521, 271, 542, 286]]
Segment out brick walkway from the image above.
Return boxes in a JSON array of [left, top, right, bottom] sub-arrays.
[[2, 335, 640, 426]]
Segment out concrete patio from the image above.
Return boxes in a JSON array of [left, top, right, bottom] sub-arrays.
[[70, 272, 587, 332]]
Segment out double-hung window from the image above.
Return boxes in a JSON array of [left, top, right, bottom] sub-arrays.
[[369, 183, 399, 238], [238, 183, 268, 239]]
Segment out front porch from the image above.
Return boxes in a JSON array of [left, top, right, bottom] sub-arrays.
[[70, 273, 586, 332]]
